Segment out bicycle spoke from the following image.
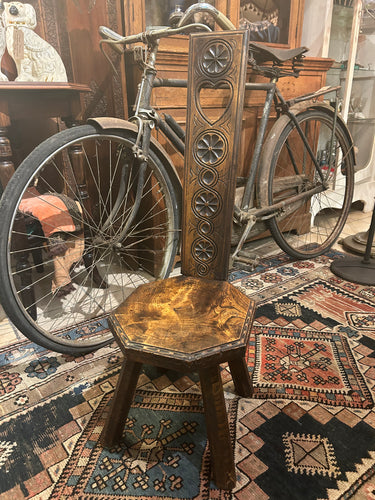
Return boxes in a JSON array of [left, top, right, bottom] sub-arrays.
[[1, 126, 178, 353], [262, 108, 353, 258]]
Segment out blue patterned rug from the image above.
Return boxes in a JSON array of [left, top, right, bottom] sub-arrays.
[[0, 250, 374, 499]]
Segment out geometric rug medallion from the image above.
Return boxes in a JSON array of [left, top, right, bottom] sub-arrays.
[[250, 326, 373, 408], [49, 390, 213, 499], [346, 312, 375, 331], [283, 432, 340, 478]]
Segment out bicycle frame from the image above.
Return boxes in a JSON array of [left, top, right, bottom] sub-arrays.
[[96, 0, 353, 266], [129, 36, 341, 259]]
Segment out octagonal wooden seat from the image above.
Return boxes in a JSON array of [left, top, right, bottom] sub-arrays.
[[111, 276, 254, 369], [102, 276, 255, 489], [101, 30, 254, 491]]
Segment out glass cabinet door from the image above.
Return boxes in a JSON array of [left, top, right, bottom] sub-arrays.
[[142, 0, 303, 47], [326, 0, 375, 211], [239, 0, 293, 44], [327, 0, 375, 170]]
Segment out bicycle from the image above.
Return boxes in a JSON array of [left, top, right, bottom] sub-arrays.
[[0, 2, 355, 355]]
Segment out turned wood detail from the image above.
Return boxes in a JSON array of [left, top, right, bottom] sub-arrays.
[[0, 124, 37, 317], [182, 31, 248, 280]]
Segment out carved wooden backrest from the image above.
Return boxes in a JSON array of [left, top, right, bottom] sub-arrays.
[[181, 30, 249, 280]]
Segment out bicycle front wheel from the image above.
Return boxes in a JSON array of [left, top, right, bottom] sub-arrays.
[[258, 106, 354, 259], [0, 124, 179, 354]]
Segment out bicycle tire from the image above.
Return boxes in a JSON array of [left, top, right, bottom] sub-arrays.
[[258, 106, 354, 259], [0, 124, 179, 354]]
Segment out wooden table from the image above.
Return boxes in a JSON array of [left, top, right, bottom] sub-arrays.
[[0, 82, 90, 191]]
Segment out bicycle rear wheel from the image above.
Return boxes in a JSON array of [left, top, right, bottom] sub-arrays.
[[258, 106, 354, 259], [0, 125, 179, 354]]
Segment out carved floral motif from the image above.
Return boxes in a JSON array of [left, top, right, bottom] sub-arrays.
[[196, 132, 225, 165], [202, 42, 230, 74], [193, 238, 215, 262], [193, 190, 220, 218]]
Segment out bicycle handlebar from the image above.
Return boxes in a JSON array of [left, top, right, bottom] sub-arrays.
[[99, 23, 211, 51], [177, 2, 235, 30], [99, 2, 303, 80], [99, 2, 235, 51]]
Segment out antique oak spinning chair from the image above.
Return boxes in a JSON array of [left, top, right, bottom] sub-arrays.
[[101, 30, 256, 490]]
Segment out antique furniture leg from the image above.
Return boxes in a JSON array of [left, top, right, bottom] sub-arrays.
[[101, 359, 142, 447], [28, 221, 45, 273], [68, 142, 108, 288], [13, 213, 37, 320], [228, 357, 253, 397], [0, 126, 15, 192], [0, 121, 37, 318], [199, 365, 236, 490]]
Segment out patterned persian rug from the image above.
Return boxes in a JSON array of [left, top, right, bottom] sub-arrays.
[[0, 250, 375, 499]]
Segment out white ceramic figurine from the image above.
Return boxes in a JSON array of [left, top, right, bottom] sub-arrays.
[[3, 1, 67, 82]]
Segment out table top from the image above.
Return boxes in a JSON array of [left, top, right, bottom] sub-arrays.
[[0, 82, 92, 123], [0, 82, 91, 93]]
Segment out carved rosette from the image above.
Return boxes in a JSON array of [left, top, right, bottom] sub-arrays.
[[195, 131, 227, 166], [200, 42, 231, 76]]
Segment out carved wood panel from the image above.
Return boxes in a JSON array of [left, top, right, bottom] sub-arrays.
[[181, 30, 249, 280]]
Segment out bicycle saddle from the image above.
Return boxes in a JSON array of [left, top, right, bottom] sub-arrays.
[[249, 42, 308, 64]]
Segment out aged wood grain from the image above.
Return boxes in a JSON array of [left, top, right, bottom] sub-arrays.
[[199, 364, 236, 490], [102, 31, 255, 491], [181, 30, 248, 280], [101, 359, 142, 447], [114, 276, 251, 354]]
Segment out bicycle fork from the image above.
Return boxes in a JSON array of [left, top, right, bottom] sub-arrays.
[[114, 41, 160, 243]]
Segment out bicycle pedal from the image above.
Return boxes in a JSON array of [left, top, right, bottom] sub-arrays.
[[232, 253, 260, 271]]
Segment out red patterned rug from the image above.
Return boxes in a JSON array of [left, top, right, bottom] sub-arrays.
[[0, 249, 374, 499], [249, 326, 372, 408]]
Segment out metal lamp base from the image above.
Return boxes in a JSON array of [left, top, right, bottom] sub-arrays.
[[330, 256, 375, 285], [331, 199, 375, 286], [341, 232, 375, 257]]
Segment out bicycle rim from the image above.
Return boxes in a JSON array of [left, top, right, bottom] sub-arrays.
[[263, 109, 354, 258], [0, 125, 179, 354]]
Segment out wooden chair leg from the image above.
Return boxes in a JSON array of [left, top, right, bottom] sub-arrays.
[[199, 365, 236, 490], [101, 358, 142, 447], [228, 356, 253, 398]]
